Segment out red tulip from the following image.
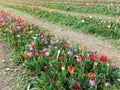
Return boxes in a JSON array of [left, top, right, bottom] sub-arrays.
[[99, 55, 107, 62], [76, 56, 84, 63], [58, 56, 64, 61], [73, 83, 79, 89], [88, 54, 94, 61], [49, 78, 54, 83]]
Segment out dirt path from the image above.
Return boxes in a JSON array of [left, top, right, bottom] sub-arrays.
[[0, 7, 120, 65], [0, 38, 15, 90], [0, 38, 27, 90]]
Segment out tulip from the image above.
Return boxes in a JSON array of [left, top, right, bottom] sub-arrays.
[[105, 82, 111, 88], [89, 80, 96, 87], [45, 51, 50, 57]]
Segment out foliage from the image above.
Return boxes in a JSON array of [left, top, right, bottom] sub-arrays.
[[3, 4, 120, 39], [0, 10, 120, 90]]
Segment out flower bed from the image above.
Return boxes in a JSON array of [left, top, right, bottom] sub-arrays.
[[39, 3, 120, 17], [2, 4, 120, 39], [0, 10, 120, 89], [2, 0, 120, 17]]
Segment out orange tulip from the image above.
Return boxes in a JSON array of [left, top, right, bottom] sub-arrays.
[[68, 66, 75, 74], [88, 72, 94, 79], [43, 32, 46, 36], [20, 18, 24, 23], [107, 62, 111, 67], [21, 53, 28, 59], [79, 46, 87, 51]]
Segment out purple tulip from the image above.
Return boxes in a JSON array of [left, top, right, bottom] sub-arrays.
[[105, 82, 111, 88], [29, 46, 33, 51], [74, 49, 78, 53], [54, 46, 58, 50], [68, 51, 74, 57], [51, 36, 55, 40], [23, 23, 27, 27], [59, 41, 63, 45], [41, 38, 44, 42], [45, 41, 49, 45], [111, 63, 116, 68], [32, 23, 34, 26], [49, 45, 52, 49], [89, 80, 96, 87], [43, 48, 47, 53], [36, 34, 39, 37]]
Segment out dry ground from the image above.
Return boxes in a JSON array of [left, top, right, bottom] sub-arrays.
[[0, 38, 15, 90]]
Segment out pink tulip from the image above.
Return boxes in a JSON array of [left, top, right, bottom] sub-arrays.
[[45, 51, 50, 57]]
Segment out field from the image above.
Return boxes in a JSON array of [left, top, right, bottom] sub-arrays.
[[0, 0, 120, 90]]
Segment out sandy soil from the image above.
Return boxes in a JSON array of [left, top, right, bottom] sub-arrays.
[[0, 39, 15, 90]]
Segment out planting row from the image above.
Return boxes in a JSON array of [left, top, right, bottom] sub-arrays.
[[39, 3, 120, 17], [2, 1, 120, 17], [0, 10, 120, 89], [2, 0, 120, 5], [2, 4, 120, 39]]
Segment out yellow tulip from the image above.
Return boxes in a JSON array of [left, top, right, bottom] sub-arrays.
[[3, 33, 6, 36], [17, 35, 20, 38], [116, 20, 119, 23], [61, 66, 65, 71], [94, 62, 98, 66], [29, 30, 33, 34]]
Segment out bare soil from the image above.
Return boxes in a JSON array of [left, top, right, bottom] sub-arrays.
[[0, 38, 28, 90], [0, 39, 14, 90]]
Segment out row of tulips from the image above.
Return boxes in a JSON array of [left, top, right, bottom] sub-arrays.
[[38, 3, 120, 17], [0, 9, 120, 89], [2, 0, 120, 17], [2, 0, 120, 5], [2, 4, 120, 39]]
